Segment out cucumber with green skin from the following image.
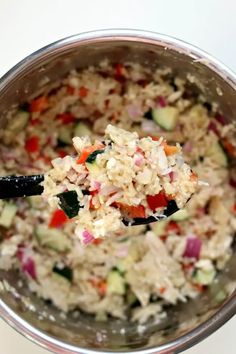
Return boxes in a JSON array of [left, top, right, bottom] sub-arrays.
[[57, 190, 80, 218], [86, 150, 104, 164], [152, 107, 179, 131], [193, 268, 216, 285], [35, 225, 71, 252], [171, 208, 189, 221], [0, 203, 17, 228], [53, 264, 73, 282]]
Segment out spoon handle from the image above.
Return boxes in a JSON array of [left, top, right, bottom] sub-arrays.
[[0, 174, 44, 199]]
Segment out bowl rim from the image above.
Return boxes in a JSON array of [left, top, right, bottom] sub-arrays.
[[0, 28, 236, 354]]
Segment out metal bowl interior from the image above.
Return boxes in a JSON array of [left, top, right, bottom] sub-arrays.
[[0, 30, 236, 354]]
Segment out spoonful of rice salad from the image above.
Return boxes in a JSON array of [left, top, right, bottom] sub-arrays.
[[38, 124, 199, 244]]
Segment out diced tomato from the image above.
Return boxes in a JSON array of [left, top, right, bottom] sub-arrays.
[[162, 142, 179, 156], [193, 283, 206, 293], [150, 136, 160, 141], [29, 96, 49, 113], [57, 149, 67, 158], [146, 192, 168, 211], [77, 144, 104, 164], [114, 63, 124, 79], [89, 279, 107, 296], [30, 118, 41, 126], [159, 287, 166, 295], [114, 202, 146, 218], [67, 85, 76, 95], [49, 209, 68, 228], [166, 221, 181, 234], [25, 136, 40, 153], [222, 138, 235, 157], [182, 263, 194, 272], [79, 86, 89, 98], [38, 155, 51, 165], [56, 112, 75, 124], [92, 238, 103, 245], [160, 235, 167, 242]]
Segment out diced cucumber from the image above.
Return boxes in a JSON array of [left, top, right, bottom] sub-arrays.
[[86, 150, 104, 164], [57, 191, 80, 218], [0, 203, 17, 228], [107, 270, 126, 295], [171, 208, 189, 221], [193, 268, 216, 285], [53, 264, 73, 282], [126, 290, 138, 306], [35, 225, 71, 252], [27, 195, 42, 209], [58, 126, 72, 145], [152, 107, 179, 131], [74, 122, 92, 137], [206, 141, 228, 167], [9, 110, 30, 133], [85, 162, 100, 176], [151, 219, 168, 236]]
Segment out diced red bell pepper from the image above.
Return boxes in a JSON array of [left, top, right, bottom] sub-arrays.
[[56, 112, 75, 124], [162, 142, 179, 156], [166, 221, 181, 235], [49, 209, 68, 228], [29, 96, 49, 113], [146, 192, 168, 211], [25, 136, 40, 153], [79, 86, 89, 98], [233, 203, 236, 213], [159, 287, 166, 294], [77, 145, 104, 164], [190, 171, 198, 182], [89, 278, 107, 296], [114, 202, 146, 218]]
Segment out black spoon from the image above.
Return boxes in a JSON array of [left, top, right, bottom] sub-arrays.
[[0, 174, 179, 226]]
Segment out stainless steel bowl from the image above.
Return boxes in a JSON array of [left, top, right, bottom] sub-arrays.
[[0, 29, 236, 354]]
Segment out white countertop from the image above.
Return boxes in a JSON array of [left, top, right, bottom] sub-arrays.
[[0, 0, 235, 352]]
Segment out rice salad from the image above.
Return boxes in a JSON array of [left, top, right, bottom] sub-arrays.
[[0, 61, 236, 323], [42, 124, 198, 243]]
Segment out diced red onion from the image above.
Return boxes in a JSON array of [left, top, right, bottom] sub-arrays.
[[156, 96, 167, 108], [183, 237, 202, 260], [100, 185, 119, 196], [116, 246, 128, 258], [169, 171, 178, 182], [91, 180, 101, 191], [127, 104, 142, 119], [208, 121, 219, 136], [183, 141, 193, 153], [135, 154, 144, 166], [141, 120, 158, 133], [17, 246, 37, 280], [215, 113, 227, 126], [82, 230, 95, 245]]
